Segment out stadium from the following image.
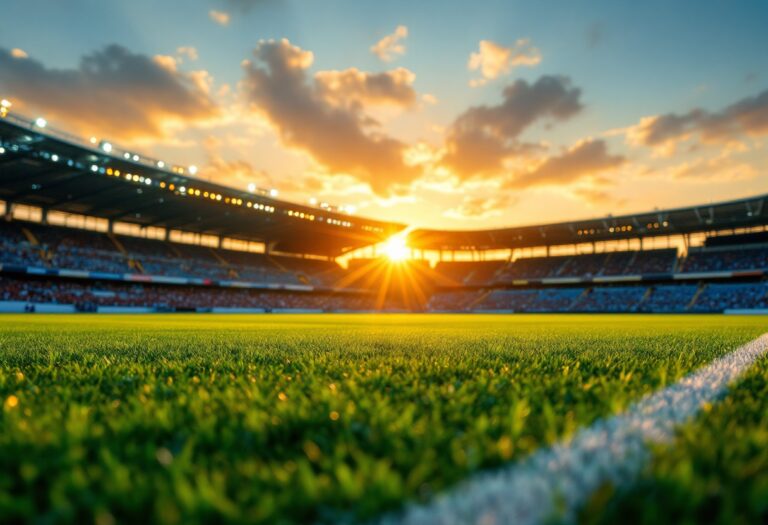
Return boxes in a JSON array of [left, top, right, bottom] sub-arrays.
[[3, 110, 768, 315], [2, 2, 768, 524]]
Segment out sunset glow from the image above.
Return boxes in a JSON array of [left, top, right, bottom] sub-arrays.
[[0, 1, 765, 230]]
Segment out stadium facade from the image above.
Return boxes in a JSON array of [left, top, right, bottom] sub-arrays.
[[2, 107, 768, 314]]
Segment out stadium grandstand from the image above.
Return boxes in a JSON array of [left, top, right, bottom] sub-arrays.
[[3, 107, 768, 314]]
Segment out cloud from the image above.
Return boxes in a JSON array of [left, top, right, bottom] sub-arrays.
[[571, 187, 617, 205], [422, 93, 438, 105], [201, 156, 273, 188], [314, 67, 417, 109], [509, 139, 625, 188], [627, 88, 768, 152], [370, 25, 408, 62], [661, 143, 758, 182], [444, 194, 514, 220], [468, 39, 541, 87], [240, 38, 418, 194], [443, 75, 583, 178], [209, 10, 230, 25], [177, 46, 199, 62], [0, 45, 219, 142], [10, 48, 28, 59]]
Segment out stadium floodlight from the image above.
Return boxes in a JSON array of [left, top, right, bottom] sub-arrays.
[[0, 99, 11, 108], [269, 188, 279, 197], [309, 197, 318, 205], [247, 183, 256, 193], [0, 147, 5, 155], [90, 164, 99, 172], [132, 154, 140, 162], [123, 152, 131, 159], [34, 117, 47, 128], [100, 141, 113, 153], [188, 165, 198, 175], [157, 160, 165, 168], [51, 154, 59, 162]]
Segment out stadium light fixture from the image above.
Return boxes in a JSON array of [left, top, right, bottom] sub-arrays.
[[0, 147, 5, 155], [188, 165, 198, 175], [269, 188, 279, 197], [100, 141, 113, 153], [247, 183, 256, 193], [51, 154, 59, 162], [34, 117, 47, 128], [309, 197, 318, 205], [157, 160, 165, 168], [0, 99, 11, 108]]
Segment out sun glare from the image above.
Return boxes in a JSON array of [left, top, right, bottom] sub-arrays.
[[383, 235, 409, 262]]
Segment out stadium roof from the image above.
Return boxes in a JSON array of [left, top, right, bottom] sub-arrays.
[[0, 113, 404, 256], [2, 109, 768, 256], [408, 194, 768, 251]]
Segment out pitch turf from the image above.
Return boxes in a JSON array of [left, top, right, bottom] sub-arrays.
[[0, 314, 765, 524]]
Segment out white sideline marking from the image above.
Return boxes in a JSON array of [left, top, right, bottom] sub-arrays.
[[377, 334, 768, 525]]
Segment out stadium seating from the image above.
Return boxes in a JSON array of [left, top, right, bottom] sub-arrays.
[[3, 218, 768, 313], [0, 275, 374, 312], [474, 288, 584, 312], [571, 286, 647, 312], [427, 290, 485, 311], [638, 285, 698, 313], [682, 246, 768, 273], [690, 282, 768, 312], [0, 220, 345, 286], [491, 249, 678, 284]]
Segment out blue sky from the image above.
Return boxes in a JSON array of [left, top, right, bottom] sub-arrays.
[[1, 0, 767, 228]]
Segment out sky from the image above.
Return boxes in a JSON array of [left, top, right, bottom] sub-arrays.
[[1, 0, 767, 230]]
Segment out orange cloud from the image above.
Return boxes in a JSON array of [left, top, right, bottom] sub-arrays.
[[240, 38, 418, 194], [10, 48, 28, 59], [509, 139, 625, 188], [468, 39, 541, 87], [370, 25, 408, 62], [177, 46, 199, 62], [314, 67, 417, 109], [444, 194, 514, 220], [209, 9, 230, 25], [443, 75, 583, 178], [0, 45, 219, 142], [626, 88, 768, 152]]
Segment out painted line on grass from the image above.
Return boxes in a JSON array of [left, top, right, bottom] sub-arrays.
[[376, 333, 768, 525]]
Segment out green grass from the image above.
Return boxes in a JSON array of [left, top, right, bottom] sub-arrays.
[[579, 335, 768, 525], [0, 314, 764, 524]]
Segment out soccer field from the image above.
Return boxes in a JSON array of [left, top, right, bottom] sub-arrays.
[[1, 314, 767, 524]]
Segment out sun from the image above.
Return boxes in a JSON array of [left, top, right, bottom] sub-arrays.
[[382, 235, 409, 262]]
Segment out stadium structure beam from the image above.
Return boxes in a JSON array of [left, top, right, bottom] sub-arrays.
[[0, 165, 76, 187], [80, 190, 158, 217], [0, 154, 25, 167], [5, 170, 91, 201], [48, 183, 126, 208], [105, 198, 174, 222]]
